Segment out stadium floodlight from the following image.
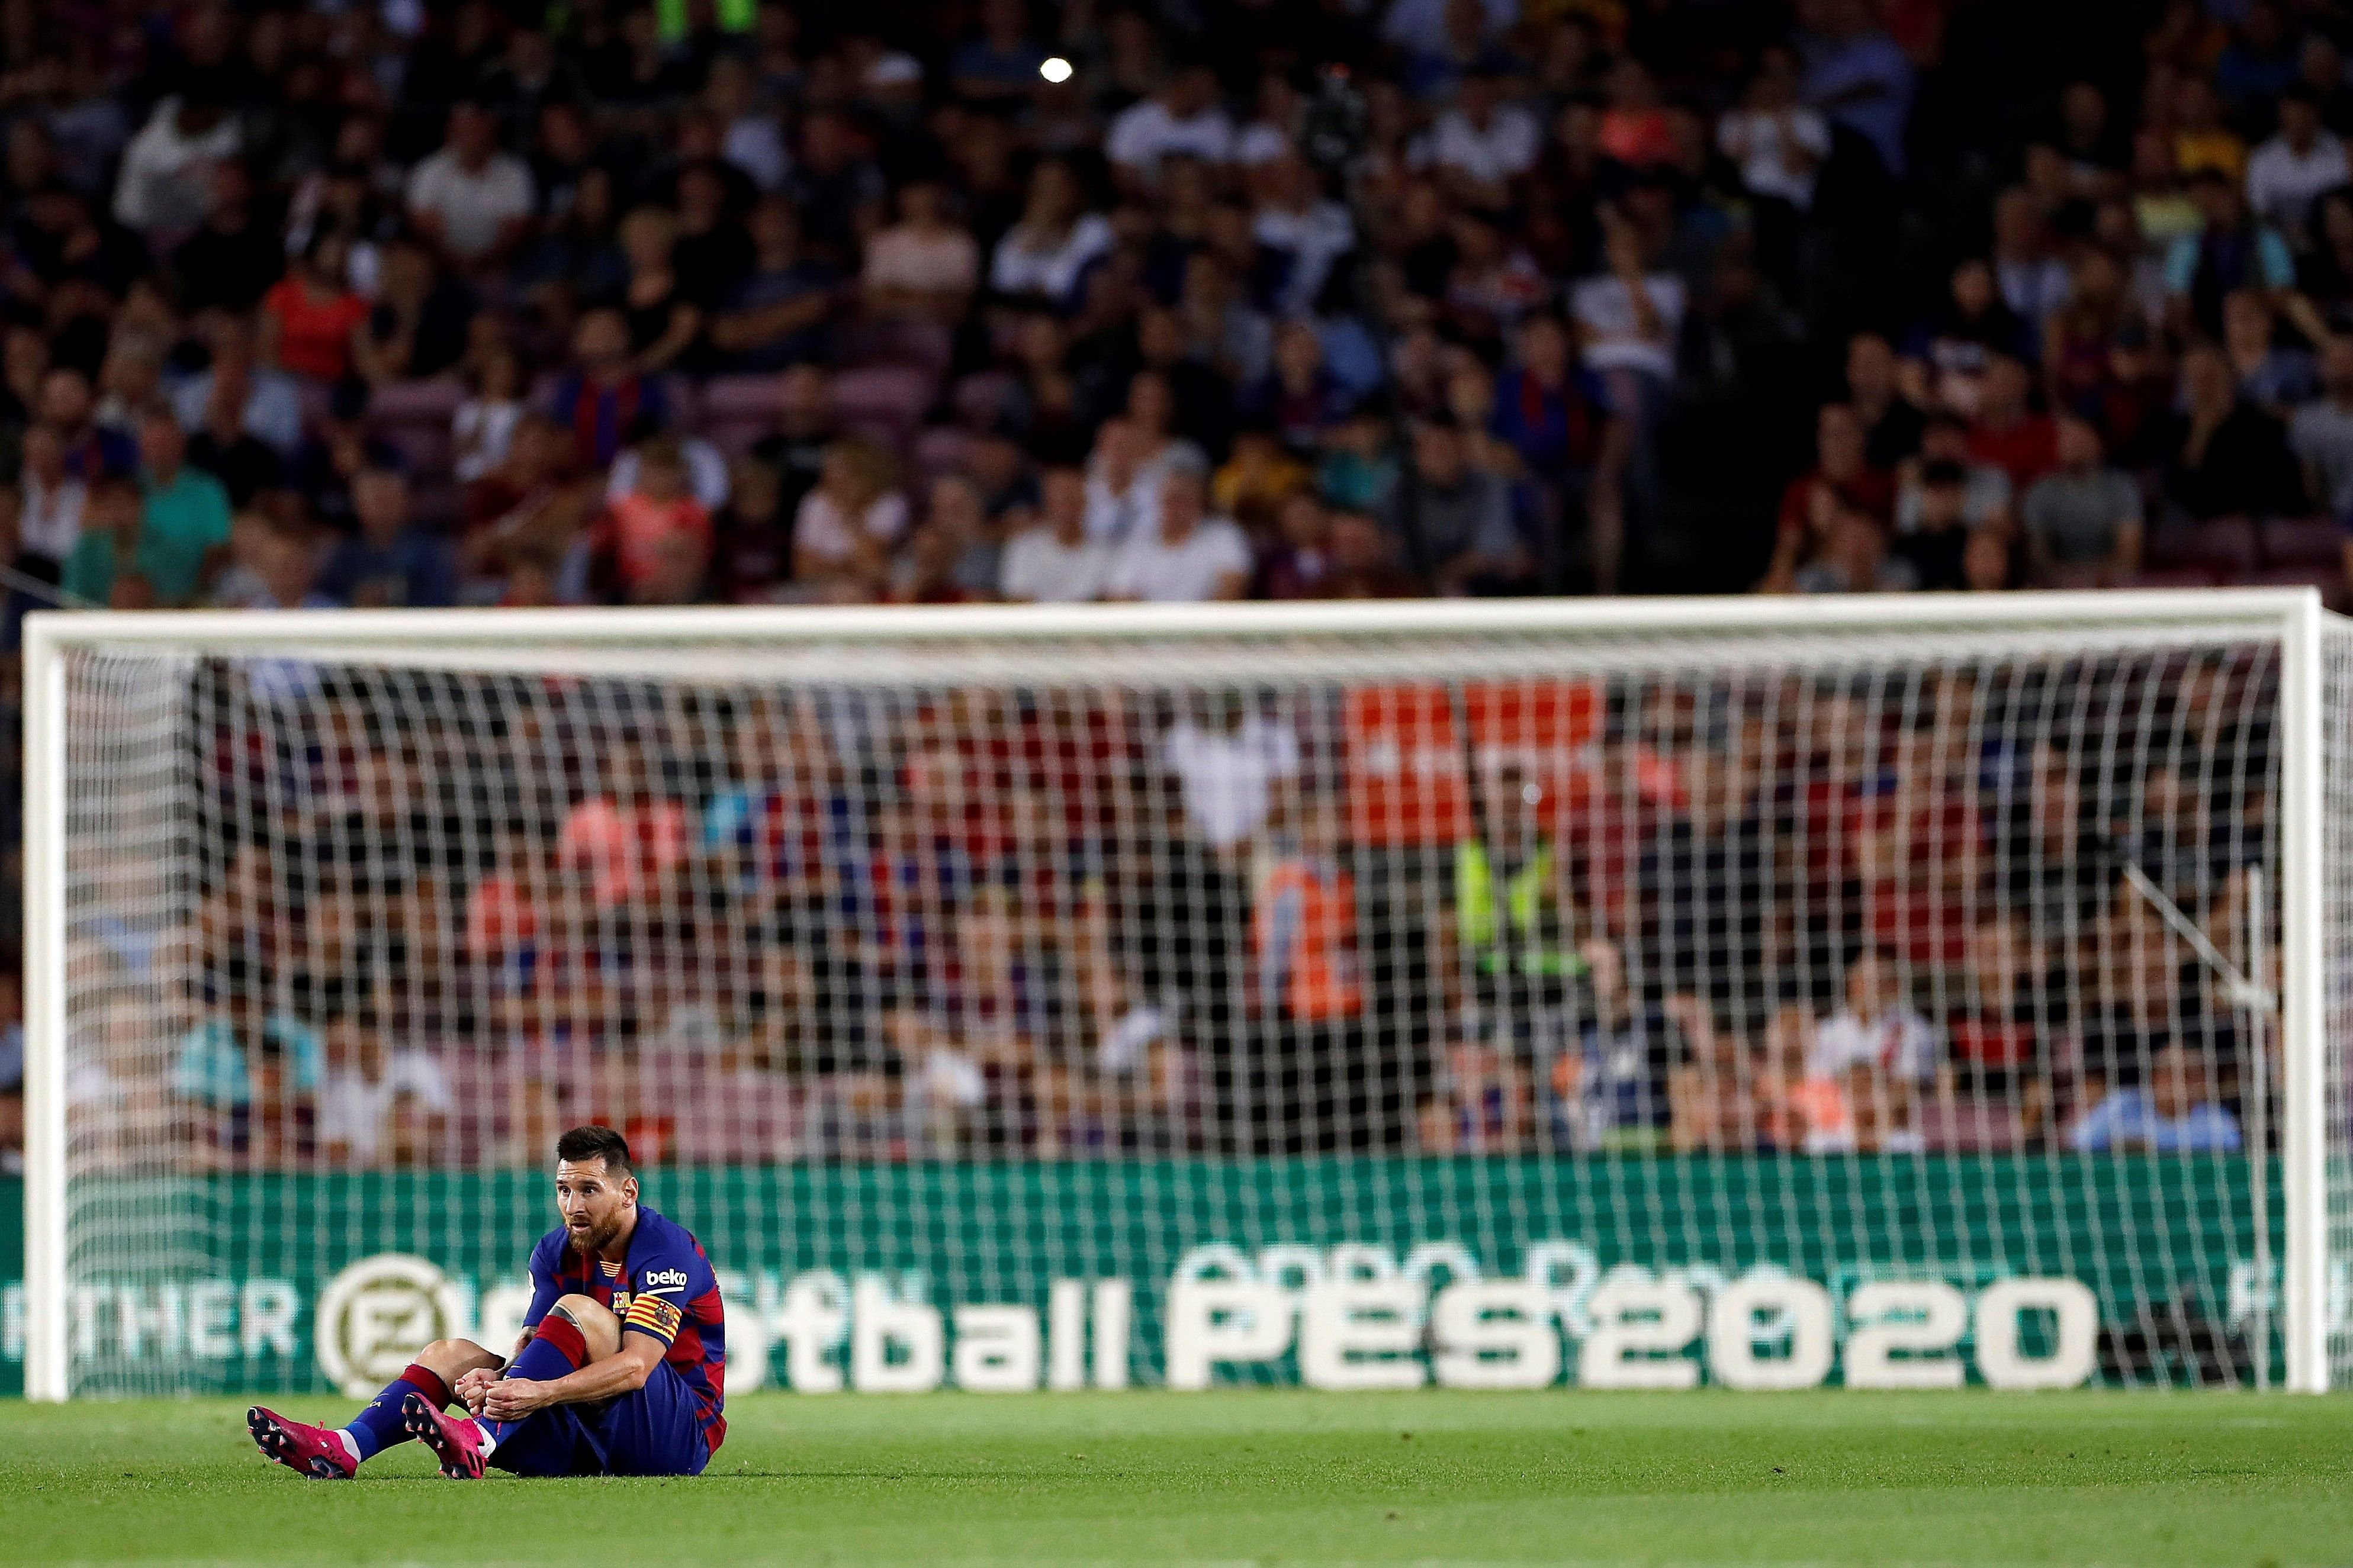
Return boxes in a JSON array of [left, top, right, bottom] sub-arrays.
[[18, 591, 2351, 1401]]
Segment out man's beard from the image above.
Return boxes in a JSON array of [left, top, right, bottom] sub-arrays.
[[570, 1214, 625, 1254]]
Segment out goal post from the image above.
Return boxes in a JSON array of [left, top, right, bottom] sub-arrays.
[[18, 590, 2349, 1399]]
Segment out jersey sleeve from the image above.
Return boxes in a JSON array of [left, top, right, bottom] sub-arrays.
[[519, 1231, 564, 1332], [623, 1229, 713, 1348]]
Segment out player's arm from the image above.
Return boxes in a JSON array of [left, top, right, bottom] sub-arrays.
[[481, 1332, 664, 1418]]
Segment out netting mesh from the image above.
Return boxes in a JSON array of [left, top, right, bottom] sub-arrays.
[[41, 615, 2338, 1393]]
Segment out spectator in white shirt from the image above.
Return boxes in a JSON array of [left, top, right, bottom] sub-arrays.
[[1411, 71, 1541, 201], [1808, 948, 1939, 1086], [863, 179, 981, 325], [792, 438, 909, 601], [990, 159, 1116, 307], [1106, 456, 1252, 601], [1162, 694, 1302, 850], [112, 96, 239, 244], [14, 424, 84, 581], [318, 1012, 451, 1169], [1107, 66, 1235, 189], [2247, 88, 2349, 249], [1252, 154, 1357, 317], [1234, 71, 1304, 168], [1570, 215, 1685, 387], [1000, 465, 1113, 602], [1083, 415, 1158, 545], [405, 102, 536, 267], [1716, 46, 1830, 209]]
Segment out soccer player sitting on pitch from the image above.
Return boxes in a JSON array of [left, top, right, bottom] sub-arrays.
[[246, 1126, 725, 1479]]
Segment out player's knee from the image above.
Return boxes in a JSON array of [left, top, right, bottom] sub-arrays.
[[415, 1338, 501, 1379], [548, 1293, 622, 1361]]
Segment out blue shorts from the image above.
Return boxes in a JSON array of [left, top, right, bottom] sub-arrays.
[[486, 1361, 712, 1478]]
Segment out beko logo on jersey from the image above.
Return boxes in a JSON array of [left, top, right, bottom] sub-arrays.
[[642, 1268, 689, 1289]]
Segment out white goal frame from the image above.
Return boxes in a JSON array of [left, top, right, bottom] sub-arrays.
[[19, 588, 2342, 1399]]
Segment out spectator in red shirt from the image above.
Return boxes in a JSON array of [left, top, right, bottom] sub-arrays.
[[1966, 355, 2061, 493], [1775, 401, 1894, 555], [259, 230, 369, 385], [592, 436, 711, 604]]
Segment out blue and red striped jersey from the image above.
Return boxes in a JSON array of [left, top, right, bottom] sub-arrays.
[[522, 1205, 727, 1453]]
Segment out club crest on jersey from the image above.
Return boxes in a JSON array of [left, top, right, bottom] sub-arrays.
[[642, 1267, 689, 1289]]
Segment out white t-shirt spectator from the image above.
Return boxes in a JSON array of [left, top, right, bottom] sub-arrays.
[[999, 525, 1114, 603], [17, 471, 83, 563], [1809, 1004, 1937, 1085], [864, 225, 980, 295], [2247, 130, 2351, 239], [794, 489, 910, 566], [1253, 199, 1355, 315], [405, 148, 536, 260], [1716, 107, 1831, 208], [1107, 99, 1236, 175], [1411, 105, 1542, 185], [1162, 713, 1301, 848], [453, 397, 523, 483], [1107, 516, 1253, 602], [1571, 272, 1686, 381], [990, 212, 1116, 302], [112, 98, 240, 237], [319, 1050, 452, 1165], [724, 115, 790, 192]]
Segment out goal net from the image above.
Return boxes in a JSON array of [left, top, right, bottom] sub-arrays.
[[18, 594, 2351, 1398]]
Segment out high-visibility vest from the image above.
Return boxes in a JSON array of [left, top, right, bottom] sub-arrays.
[[1455, 838, 1573, 977]]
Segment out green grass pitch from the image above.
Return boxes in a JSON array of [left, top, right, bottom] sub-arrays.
[[2, 1390, 2349, 1565]]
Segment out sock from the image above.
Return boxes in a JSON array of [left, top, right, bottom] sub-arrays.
[[342, 1362, 451, 1462], [484, 1315, 587, 1444]]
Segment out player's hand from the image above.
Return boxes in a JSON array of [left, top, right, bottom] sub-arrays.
[[455, 1367, 500, 1416], [482, 1377, 551, 1421]]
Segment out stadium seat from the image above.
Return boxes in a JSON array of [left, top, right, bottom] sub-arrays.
[[838, 318, 953, 377], [2149, 517, 2259, 575], [834, 365, 938, 449], [913, 426, 972, 484], [2259, 516, 2345, 569], [1916, 1094, 2027, 1154], [2121, 567, 2222, 590], [699, 373, 784, 423]]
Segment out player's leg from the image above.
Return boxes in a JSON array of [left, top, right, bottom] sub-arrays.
[[248, 1337, 504, 1480], [593, 1358, 712, 1478], [405, 1294, 622, 1479]]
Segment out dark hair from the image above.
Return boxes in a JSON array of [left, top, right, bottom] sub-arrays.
[[555, 1124, 634, 1174]]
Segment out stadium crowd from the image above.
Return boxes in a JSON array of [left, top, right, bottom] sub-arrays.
[[0, 0, 2323, 1168]]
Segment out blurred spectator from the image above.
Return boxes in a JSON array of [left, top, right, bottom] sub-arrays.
[[991, 160, 1114, 310], [863, 179, 979, 327], [1107, 65, 1233, 189], [1380, 420, 1523, 595], [1107, 455, 1252, 602], [2165, 342, 2304, 520], [260, 231, 370, 385], [711, 199, 841, 371], [592, 437, 712, 605], [14, 424, 83, 587], [406, 102, 535, 269], [454, 345, 527, 484], [2293, 339, 2353, 517], [2068, 1041, 2242, 1152], [551, 307, 668, 471], [1000, 463, 1110, 603], [792, 437, 907, 600], [131, 407, 233, 606], [1809, 948, 1937, 1089], [2245, 88, 2346, 247], [318, 466, 457, 608], [2022, 418, 2144, 588]]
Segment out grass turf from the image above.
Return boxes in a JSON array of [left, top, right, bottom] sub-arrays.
[[0, 1390, 2347, 1565]]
